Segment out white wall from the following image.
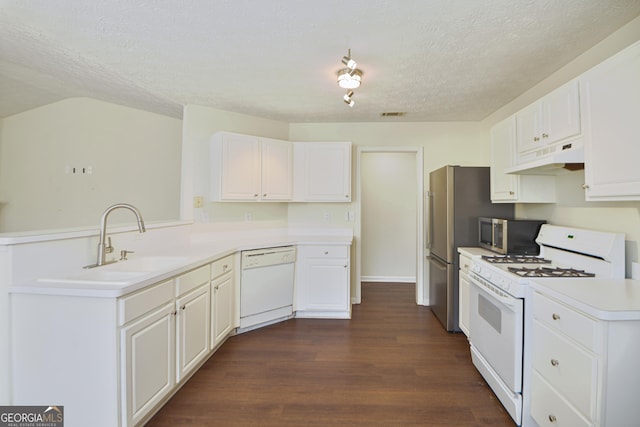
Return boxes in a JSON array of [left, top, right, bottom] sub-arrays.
[[361, 152, 417, 282], [0, 97, 182, 232], [181, 104, 290, 227], [481, 16, 640, 272]]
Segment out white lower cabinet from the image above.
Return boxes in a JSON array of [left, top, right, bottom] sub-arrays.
[[295, 245, 351, 318], [458, 253, 471, 337], [175, 283, 210, 381], [174, 265, 211, 381], [121, 300, 175, 427], [530, 291, 640, 427], [211, 254, 235, 349]]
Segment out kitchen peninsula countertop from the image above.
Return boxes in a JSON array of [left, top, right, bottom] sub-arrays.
[[530, 278, 640, 321], [9, 231, 353, 299]]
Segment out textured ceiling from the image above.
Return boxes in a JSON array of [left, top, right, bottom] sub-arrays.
[[1, 0, 640, 122]]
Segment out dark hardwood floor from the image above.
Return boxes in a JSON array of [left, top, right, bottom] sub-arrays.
[[147, 283, 514, 426]]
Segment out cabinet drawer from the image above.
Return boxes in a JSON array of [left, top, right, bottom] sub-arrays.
[[531, 371, 591, 427], [299, 245, 348, 259], [459, 254, 472, 274], [211, 255, 234, 279], [533, 320, 597, 418], [118, 279, 174, 326], [176, 265, 210, 296], [534, 292, 599, 351]]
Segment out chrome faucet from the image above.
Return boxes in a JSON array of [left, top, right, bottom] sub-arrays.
[[90, 203, 146, 268]]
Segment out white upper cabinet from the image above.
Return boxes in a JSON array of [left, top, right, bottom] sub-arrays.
[[581, 40, 640, 201], [515, 79, 582, 166], [293, 141, 352, 202], [260, 137, 294, 200], [210, 132, 292, 201], [490, 116, 556, 203]]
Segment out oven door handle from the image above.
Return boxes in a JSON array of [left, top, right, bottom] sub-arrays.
[[469, 273, 519, 311]]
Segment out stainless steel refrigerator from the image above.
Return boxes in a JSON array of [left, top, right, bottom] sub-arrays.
[[427, 165, 514, 332]]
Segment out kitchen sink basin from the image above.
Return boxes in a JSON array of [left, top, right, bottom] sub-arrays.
[[38, 270, 149, 285], [38, 255, 190, 285]]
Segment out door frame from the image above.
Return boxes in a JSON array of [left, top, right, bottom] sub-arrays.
[[355, 146, 425, 305]]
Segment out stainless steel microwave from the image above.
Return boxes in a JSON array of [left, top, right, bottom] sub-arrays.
[[478, 217, 546, 255]]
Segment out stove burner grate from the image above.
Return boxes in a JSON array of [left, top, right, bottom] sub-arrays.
[[507, 266, 596, 278], [482, 255, 551, 264]]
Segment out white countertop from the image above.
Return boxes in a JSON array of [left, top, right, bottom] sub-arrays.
[[458, 247, 496, 258], [9, 233, 353, 299], [530, 278, 640, 321]]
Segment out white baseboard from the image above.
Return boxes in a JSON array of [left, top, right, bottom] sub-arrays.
[[361, 275, 415, 283]]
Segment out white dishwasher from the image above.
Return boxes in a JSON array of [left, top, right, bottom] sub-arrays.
[[240, 246, 296, 330]]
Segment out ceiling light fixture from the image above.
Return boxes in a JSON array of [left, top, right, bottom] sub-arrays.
[[337, 49, 364, 107], [343, 90, 355, 107], [341, 49, 357, 70], [337, 68, 363, 89]]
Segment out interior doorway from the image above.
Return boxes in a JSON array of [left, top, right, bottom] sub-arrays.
[[355, 147, 424, 305]]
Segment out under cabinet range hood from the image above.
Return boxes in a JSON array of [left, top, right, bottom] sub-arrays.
[[505, 143, 584, 175]]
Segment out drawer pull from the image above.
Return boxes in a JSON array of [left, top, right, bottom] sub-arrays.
[[548, 414, 557, 423], [550, 359, 559, 367], [552, 313, 561, 320], [324, 251, 329, 255]]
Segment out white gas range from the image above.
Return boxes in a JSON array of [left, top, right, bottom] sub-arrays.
[[467, 224, 625, 426]]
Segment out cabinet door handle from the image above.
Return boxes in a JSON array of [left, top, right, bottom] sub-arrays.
[[344, 264, 348, 268], [254, 194, 258, 197], [548, 415, 557, 423], [550, 359, 559, 367], [582, 184, 590, 190], [542, 133, 549, 138], [552, 313, 560, 320], [181, 305, 186, 311], [345, 195, 349, 198], [172, 310, 177, 316], [263, 193, 267, 197], [324, 251, 329, 255], [533, 136, 540, 142]]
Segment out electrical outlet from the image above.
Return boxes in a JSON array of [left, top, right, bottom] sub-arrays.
[[193, 196, 204, 208], [323, 211, 330, 222]]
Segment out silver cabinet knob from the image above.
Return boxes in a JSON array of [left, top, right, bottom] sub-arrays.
[[552, 313, 560, 320], [542, 133, 549, 138], [548, 415, 557, 423], [550, 359, 559, 367]]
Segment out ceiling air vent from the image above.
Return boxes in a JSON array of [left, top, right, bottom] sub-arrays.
[[381, 112, 406, 117]]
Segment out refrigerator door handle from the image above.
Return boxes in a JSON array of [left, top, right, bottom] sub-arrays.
[[425, 191, 433, 250]]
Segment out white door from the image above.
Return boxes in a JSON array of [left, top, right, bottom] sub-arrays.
[[361, 152, 417, 284]]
